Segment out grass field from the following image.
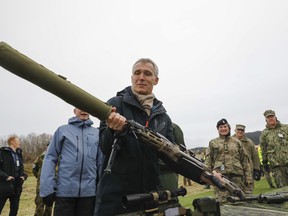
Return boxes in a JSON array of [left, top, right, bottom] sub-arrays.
[[178, 175, 275, 208], [2, 166, 275, 215]]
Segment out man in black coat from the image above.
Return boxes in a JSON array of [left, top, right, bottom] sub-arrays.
[[94, 58, 176, 215], [0, 136, 28, 216]]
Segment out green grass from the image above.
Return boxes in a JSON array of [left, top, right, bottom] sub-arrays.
[[179, 189, 213, 207], [2, 164, 36, 216], [1, 166, 276, 215], [178, 177, 275, 208]]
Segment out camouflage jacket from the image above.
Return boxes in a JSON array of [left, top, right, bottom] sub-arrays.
[[32, 151, 45, 193], [232, 134, 261, 171], [260, 121, 288, 168], [206, 136, 252, 182]]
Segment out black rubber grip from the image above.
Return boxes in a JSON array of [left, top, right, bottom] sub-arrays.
[[210, 175, 226, 191]]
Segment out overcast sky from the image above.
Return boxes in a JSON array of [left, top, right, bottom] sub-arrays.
[[1, 1, 288, 148]]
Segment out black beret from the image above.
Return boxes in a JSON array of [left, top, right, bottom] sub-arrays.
[[216, 118, 228, 128]]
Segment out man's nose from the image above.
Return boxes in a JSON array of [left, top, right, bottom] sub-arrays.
[[139, 73, 145, 79]]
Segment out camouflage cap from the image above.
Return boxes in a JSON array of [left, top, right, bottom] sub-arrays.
[[263, 110, 275, 118], [235, 124, 245, 130]]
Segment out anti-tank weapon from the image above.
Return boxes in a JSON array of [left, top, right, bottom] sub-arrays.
[[0, 42, 112, 121], [0, 41, 245, 199]]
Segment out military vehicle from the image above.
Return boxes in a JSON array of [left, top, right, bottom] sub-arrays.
[[221, 186, 288, 216]]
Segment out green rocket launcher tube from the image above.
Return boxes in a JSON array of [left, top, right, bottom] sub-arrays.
[[0, 42, 112, 121]]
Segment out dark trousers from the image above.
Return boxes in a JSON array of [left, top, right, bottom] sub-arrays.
[[0, 195, 21, 216], [53, 196, 95, 216]]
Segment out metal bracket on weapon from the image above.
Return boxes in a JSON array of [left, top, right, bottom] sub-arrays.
[[104, 124, 129, 174]]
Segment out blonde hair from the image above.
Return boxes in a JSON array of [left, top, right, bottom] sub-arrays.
[[7, 136, 18, 146]]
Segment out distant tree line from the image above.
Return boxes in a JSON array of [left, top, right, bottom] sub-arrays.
[[0, 130, 261, 164], [0, 133, 52, 163]]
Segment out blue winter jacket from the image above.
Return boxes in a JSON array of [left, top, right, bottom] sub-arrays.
[[40, 117, 102, 198]]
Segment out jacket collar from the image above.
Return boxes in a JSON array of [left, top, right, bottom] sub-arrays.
[[68, 116, 93, 127]]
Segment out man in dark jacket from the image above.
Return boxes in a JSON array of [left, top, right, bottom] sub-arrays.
[[0, 136, 28, 216], [94, 58, 176, 215]]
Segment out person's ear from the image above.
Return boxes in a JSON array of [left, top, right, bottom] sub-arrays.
[[154, 77, 159, 85]]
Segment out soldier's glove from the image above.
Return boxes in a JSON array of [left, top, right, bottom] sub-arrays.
[[253, 169, 261, 181], [263, 164, 271, 172], [43, 192, 56, 207]]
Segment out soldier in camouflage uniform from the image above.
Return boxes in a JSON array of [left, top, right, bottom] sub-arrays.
[[257, 145, 276, 188], [205, 119, 252, 203], [260, 110, 288, 188], [32, 145, 52, 216], [232, 124, 261, 195]]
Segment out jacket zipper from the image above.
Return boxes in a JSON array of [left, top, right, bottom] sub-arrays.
[[76, 136, 79, 162], [78, 126, 85, 196]]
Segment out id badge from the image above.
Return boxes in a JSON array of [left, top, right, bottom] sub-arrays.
[[16, 160, 20, 167], [220, 164, 225, 171]]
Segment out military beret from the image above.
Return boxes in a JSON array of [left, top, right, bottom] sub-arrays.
[[263, 110, 275, 118], [235, 124, 245, 130], [216, 118, 228, 128]]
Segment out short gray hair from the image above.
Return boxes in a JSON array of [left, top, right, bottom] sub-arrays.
[[132, 58, 159, 77]]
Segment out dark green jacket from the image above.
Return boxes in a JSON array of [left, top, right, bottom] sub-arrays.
[[95, 86, 174, 215]]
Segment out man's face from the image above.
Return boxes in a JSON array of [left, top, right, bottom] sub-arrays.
[[218, 124, 230, 136], [235, 129, 245, 139], [131, 62, 159, 95], [74, 108, 89, 121], [11, 138, 20, 149], [266, 115, 277, 127]]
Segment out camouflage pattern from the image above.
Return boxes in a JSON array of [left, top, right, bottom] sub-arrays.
[[260, 121, 288, 187], [233, 134, 261, 195], [258, 147, 276, 188], [271, 166, 288, 188], [32, 152, 52, 216], [221, 186, 288, 216], [205, 136, 252, 202], [214, 175, 245, 203], [159, 123, 185, 191], [264, 170, 275, 188]]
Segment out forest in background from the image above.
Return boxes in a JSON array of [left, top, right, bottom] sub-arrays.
[[0, 133, 52, 163], [0, 131, 261, 163]]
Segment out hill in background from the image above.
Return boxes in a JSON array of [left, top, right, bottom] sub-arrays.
[[246, 130, 262, 145]]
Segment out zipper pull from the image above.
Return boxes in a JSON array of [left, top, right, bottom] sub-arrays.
[[145, 120, 149, 128]]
